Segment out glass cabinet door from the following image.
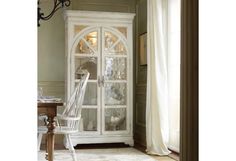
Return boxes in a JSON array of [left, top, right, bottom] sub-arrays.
[[73, 27, 129, 135], [105, 108, 126, 131], [74, 28, 100, 134], [75, 31, 98, 55], [102, 29, 128, 133]]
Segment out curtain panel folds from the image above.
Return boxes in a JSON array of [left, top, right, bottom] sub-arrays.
[[146, 0, 171, 155]]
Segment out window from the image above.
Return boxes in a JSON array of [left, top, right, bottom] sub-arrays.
[[167, 0, 181, 153]]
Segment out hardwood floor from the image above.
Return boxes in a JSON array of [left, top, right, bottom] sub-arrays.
[[133, 143, 179, 161], [152, 156, 176, 161], [151, 152, 179, 161]]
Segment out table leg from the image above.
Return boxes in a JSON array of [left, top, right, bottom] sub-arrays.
[[47, 115, 56, 161], [47, 132, 55, 161], [45, 136, 48, 160]]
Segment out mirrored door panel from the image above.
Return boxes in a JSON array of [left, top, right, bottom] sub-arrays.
[[105, 108, 126, 131], [104, 31, 118, 51], [75, 57, 98, 80], [104, 30, 127, 55], [104, 57, 127, 80], [106, 41, 127, 55], [75, 30, 98, 55], [81, 108, 98, 131], [104, 83, 127, 106], [83, 82, 97, 105]]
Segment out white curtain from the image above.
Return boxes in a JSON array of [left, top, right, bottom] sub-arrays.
[[146, 0, 171, 155]]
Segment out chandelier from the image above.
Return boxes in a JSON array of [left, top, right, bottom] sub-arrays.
[[38, 0, 71, 27]]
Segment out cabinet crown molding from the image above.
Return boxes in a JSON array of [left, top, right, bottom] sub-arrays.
[[64, 10, 135, 22]]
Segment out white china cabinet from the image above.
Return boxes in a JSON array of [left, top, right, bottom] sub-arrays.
[[64, 11, 135, 146]]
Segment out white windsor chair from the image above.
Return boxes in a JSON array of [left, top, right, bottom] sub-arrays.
[[38, 71, 90, 161]]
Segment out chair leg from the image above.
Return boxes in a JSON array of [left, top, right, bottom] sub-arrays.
[[65, 134, 77, 161], [65, 134, 72, 151], [38, 133, 43, 151]]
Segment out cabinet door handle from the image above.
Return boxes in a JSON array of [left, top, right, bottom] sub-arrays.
[[101, 76, 105, 87], [98, 76, 101, 87]]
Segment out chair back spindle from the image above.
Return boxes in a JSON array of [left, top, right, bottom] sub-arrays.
[[61, 71, 90, 132]]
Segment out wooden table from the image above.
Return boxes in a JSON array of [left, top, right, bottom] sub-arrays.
[[38, 102, 63, 161]]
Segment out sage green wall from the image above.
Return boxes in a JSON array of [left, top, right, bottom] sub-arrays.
[[38, 2, 66, 82], [38, 0, 136, 146], [134, 0, 147, 146], [72, 0, 135, 12], [38, 1, 70, 101]]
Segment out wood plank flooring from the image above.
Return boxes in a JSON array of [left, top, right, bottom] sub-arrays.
[[133, 143, 179, 161], [151, 156, 176, 161]]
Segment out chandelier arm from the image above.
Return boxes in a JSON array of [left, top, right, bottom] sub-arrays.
[[38, 0, 71, 26], [63, 0, 71, 7], [39, 0, 59, 20]]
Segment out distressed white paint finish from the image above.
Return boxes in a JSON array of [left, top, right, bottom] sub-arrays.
[[64, 10, 135, 146]]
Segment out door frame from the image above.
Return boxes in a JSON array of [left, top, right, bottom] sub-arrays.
[[180, 0, 198, 160]]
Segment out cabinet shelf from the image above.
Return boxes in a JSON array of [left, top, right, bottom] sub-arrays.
[[75, 79, 97, 83], [81, 106, 98, 109], [104, 105, 127, 109], [74, 53, 98, 57], [104, 54, 128, 58]]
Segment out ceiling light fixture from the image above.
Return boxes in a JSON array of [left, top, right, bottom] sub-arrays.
[[38, 0, 71, 27]]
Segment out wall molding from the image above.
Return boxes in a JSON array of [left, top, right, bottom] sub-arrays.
[[135, 85, 146, 94], [135, 102, 146, 127]]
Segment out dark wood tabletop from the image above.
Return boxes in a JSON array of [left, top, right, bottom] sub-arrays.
[[38, 102, 64, 107]]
